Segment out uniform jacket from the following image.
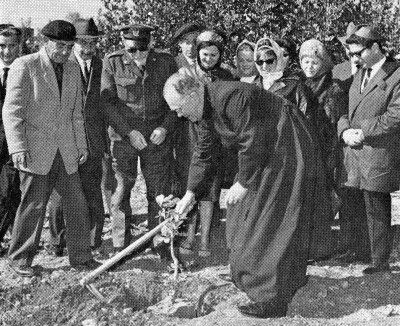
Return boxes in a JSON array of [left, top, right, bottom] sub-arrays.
[[337, 59, 400, 192], [101, 49, 178, 139], [2, 47, 87, 175], [71, 54, 107, 158]]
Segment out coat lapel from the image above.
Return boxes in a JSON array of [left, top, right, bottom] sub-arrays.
[[61, 60, 74, 108], [39, 47, 60, 99]]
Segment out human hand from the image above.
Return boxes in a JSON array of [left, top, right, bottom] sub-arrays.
[[12, 151, 31, 169], [342, 129, 364, 147], [150, 127, 167, 145], [174, 191, 196, 215], [78, 148, 88, 165], [128, 129, 148, 150], [225, 182, 248, 206]]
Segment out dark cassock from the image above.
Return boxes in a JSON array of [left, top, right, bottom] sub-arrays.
[[183, 81, 331, 316]]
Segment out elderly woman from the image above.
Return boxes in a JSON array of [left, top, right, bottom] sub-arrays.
[[253, 37, 310, 112], [164, 72, 331, 318], [299, 39, 370, 263], [233, 39, 258, 82], [176, 30, 234, 258]]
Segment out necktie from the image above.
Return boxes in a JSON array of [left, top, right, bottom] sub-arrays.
[[83, 60, 90, 83], [361, 68, 371, 92], [54, 63, 63, 95], [3, 67, 9, 88]]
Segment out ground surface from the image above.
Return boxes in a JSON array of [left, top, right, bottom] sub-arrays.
[[1, 183, 400, 325]]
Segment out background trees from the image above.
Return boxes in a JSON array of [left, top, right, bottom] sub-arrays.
[[96, 0, 400, 63]]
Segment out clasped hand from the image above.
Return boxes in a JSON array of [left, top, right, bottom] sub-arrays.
[[128, 127, 167, 150], [342, 128, 364, 147], [224, 182, 248, 206]]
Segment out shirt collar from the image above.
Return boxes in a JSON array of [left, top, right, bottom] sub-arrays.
[[74, 50, 92, 68]]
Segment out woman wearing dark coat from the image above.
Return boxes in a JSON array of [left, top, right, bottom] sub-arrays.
[[174, 29, 234, 257], [164, 73, 331, 318]]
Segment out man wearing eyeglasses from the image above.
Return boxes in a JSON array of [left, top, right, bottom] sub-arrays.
[[2, 20, 98, 276], [338, 25, 400, 275], [101, 24, 178, 254]]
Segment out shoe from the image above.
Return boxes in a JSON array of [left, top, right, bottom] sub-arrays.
[[363, 263, 390, 275], [71, 259, 102, 271], [237, 300, 288, 318], [45, 245, 65, 257], [9, 263, 35, 277]]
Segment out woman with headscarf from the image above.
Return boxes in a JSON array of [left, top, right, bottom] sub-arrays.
[[176, 29, 234, 258], [164, 72, 331, 318], [233, 39, 258, 82], [299, 39, 349, 260], [253, 37, 310, 113]]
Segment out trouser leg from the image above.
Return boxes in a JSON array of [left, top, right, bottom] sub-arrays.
[[338, 187, 370, 257], [364, 190, 392, 265], [47, 189, 65, 247], [0, 164, 20, 242], [79, 156, 104, 249], [8, 171, 50, 267], [110, 140, 137, 248], [140, 141, 172, 230]]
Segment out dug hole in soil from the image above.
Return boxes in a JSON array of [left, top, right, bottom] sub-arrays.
[[2, 180, 400, 325]]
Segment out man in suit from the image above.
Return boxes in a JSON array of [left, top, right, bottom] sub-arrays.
[[332, 22, 371, 265], [0, 25, 22, 254], [101, 24, 178, 253], [338, 25, 400, 274], [47, 18, 108, 256], [2, 20, 98, 276]]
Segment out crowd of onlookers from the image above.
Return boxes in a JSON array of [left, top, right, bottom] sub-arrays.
[[1, 16, 400, 318]]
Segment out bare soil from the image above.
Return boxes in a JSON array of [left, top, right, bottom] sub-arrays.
[[1, 188, 400, 326]]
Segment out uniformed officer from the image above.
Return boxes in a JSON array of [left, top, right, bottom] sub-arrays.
[[101, 24, 178, 252]]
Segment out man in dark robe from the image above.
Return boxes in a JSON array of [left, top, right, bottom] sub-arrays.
[[164, 73, 331, 318]]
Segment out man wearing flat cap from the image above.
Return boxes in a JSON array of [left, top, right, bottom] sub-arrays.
[[0, 24, 22, 254], [338, 24, 400, 275], [46, 18, 108, 257], [2, 19, 98, 276], [101, 23, 178, 253]]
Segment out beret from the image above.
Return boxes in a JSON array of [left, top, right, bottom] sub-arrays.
[[42, 20, 76, 42], [117, 24, 154, 41], [0, 23, 15, 31], [172, 22, 205, 43]]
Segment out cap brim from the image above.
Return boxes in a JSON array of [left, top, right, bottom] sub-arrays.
[[76, 34, 103, 39]]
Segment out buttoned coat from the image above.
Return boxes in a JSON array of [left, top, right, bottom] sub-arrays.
[[71, 54, 107, 158], [337, 59, 400, 193], [2, 47, 87, 175]]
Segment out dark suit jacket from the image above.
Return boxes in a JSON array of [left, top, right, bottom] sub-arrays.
[[72, 54, 107, 158], [337, 59, 400, 192]]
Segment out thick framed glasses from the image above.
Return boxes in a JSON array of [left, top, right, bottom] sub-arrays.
[[255, 58, 275, 65], [348, 47, 368, 58]]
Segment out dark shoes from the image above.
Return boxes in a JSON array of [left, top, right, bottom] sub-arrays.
[[9, 263, 35, 277], [363, 263, 390, 275], [237, 299, 288, 318], [71, 259, 102, 271], [46, 245, 65, 257]]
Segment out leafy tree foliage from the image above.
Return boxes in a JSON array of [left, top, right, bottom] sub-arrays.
[[97, 0, 400, 64]]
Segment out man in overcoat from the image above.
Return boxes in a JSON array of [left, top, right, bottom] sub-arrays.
[[101, 24, 178, 252], [2, 20, 97, 276], [47, 18, 108, 256], [338, 25, 400, 274]]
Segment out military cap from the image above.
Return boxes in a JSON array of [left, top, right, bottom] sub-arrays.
[[41, 20, 76, 42], [117, 24, 155, 42], [74, 18, 103, 38], [172, 22, 205, 43]]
